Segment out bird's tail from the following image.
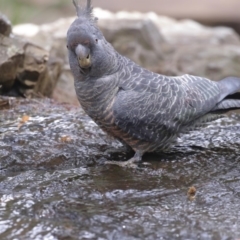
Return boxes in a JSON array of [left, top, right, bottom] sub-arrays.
[[214, 77, 240, 111], [212, 98, 240, 111]]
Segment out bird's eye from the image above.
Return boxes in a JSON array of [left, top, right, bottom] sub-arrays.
[[66, 45, 69, 49], [95, 39, 98, 43]]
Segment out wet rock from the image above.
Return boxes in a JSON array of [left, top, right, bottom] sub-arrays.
[[0, 18, 61, 97], [0, 96, 240, 169], [0, 97, 125, 171], [1, 96, 240, 239]]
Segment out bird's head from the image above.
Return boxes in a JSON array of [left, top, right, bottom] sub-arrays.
[[67, 0, 117, 79]]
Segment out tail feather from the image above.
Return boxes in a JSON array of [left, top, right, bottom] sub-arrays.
[[213, 99, 240, 111], [218, 77, 240, 101], [215, 77, 240, 111]]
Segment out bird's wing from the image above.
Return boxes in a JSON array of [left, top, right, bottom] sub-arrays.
[[113, 71, 221, 143]]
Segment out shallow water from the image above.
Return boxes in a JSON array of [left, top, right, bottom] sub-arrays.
[[0, 97, 240, 239]]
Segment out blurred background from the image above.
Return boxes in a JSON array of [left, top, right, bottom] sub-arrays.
[[1, 0, 240, 103], [1, 0, 240, 32]]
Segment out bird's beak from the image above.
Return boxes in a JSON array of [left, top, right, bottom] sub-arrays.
[[75, 44, 91, 69], [79, 55, 91, 69]]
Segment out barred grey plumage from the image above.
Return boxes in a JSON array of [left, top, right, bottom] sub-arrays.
[[67, 0, 240, 165]]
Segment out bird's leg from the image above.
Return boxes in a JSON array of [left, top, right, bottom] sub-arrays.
[[105, 150, 144, 168]]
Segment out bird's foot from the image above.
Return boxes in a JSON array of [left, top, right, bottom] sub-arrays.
[[105, 151, 150, 168], [105, 157, 139, 168]]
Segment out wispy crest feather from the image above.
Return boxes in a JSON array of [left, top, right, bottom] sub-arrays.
[[72, 0, 94, 20]]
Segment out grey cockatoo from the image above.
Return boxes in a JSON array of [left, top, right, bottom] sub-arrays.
[[67, 0, 240, 166]]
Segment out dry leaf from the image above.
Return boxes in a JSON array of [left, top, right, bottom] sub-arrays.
[[187, 186, 196, 200], [18, 115, 30, 129], [20, 115, 30, 123], [60, 136, 72, 143]]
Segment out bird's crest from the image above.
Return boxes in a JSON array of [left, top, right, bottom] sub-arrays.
[[72, 0, 97, 22]]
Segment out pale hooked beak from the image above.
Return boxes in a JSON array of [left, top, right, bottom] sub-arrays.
[[75, 44, 91, 69]]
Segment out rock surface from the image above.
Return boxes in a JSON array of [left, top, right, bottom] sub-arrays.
[[1, 96, 240, 239], [0, 96, 127, 170], [13, 19, 78, 104], [0, 14, 61, 97]]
